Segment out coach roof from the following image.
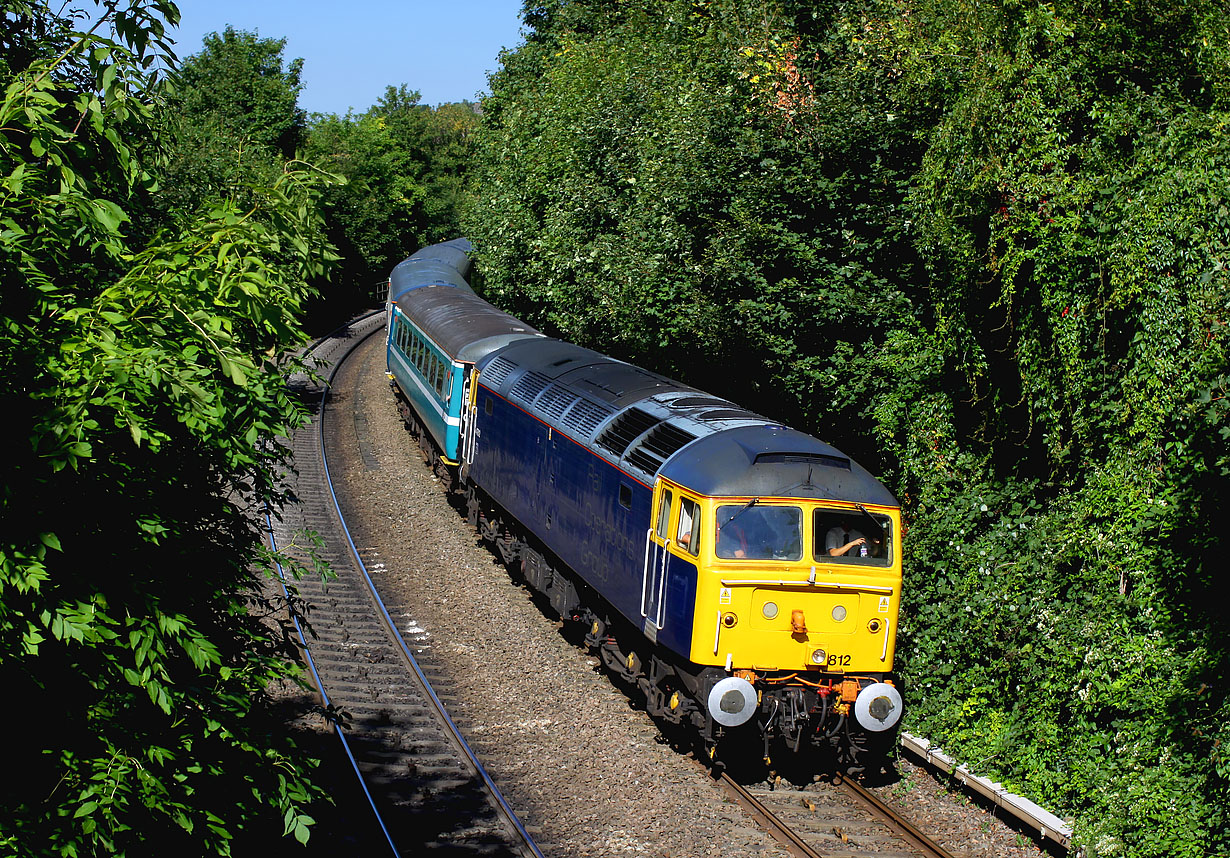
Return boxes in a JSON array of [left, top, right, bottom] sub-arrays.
[[389, 238, 475, 301], [394, 285, 539, 363]]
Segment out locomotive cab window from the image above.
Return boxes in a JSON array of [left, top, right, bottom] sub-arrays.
[[814, 508, 892, 565], [677, 496, 700, 556], [715, 504, 802, 561], [655, 489, 673, 541]]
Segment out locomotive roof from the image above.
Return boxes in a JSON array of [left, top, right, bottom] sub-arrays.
[[476, 337, 898, 506], [658, 426, 898, 505]]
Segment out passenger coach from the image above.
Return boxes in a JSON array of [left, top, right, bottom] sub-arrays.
[[385, 239, 540, 463]]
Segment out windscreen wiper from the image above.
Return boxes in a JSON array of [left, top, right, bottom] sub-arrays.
[[721, 497, 759, 527], [854, 503, 886, 542]]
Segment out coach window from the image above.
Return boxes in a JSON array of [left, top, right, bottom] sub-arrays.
[[655, 489, 673, 541], [484, 396, 494, 416], [677, 496, 700, 556]]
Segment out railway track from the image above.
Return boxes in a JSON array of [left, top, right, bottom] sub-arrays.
[[717, 770, 958, 858], [266, 316, 1039, 858], [266, 312, 542, 857]]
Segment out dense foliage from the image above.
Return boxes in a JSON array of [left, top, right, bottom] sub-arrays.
[[153, 25, 307, 225], [0, 1, 335, 852], [302, 86, 481, 313], [464, 0, 1230, 854]]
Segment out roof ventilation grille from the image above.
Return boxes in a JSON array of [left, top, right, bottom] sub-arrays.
[[482, 356, 518, 388], [625, 423, 697, 475], [510, 371, 551, 404], [563, 398, 614, 438], [671, 396, 730, 408], [538, 385, 578, 421], [754, 452, 851, 470], [595, 407, 660, 458], [701, 408, 762, 421]]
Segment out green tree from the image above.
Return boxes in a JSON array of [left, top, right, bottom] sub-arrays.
[[153, 25, 306, 222], [302, 85, 480, 314], [1, 1, 334, 852]]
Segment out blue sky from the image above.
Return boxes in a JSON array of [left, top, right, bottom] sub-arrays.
[[168, 0, 527, 115]]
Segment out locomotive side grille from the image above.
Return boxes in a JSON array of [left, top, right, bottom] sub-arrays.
[[510, 371, 551, 404], [537, 384, 578, 421], [595, 407, 660, 458], [483, 356, 518, 388], [563, 398, 614, 438], [625, 423, 697, 475]]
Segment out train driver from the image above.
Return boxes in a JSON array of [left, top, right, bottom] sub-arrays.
[[825, 519, 867, 557]]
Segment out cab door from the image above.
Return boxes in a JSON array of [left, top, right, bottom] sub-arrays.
[[641, 482, 673, 640]]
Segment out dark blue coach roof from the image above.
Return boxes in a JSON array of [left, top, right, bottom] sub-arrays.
[[389, 238, 476, 301]]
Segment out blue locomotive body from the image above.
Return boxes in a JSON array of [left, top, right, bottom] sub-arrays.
[[468, 355, 699, 657]]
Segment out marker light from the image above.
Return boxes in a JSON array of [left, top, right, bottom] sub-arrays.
[[762, 601, 779, 619], [832, 605, 847, 622], [810, 648, 827, 665]]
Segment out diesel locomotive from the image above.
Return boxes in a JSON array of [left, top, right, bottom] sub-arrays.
[[386, 239, 904, 766]]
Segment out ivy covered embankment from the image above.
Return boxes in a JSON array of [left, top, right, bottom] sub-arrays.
[[463, 1, 1230, 855]]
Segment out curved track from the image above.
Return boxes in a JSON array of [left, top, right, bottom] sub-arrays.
[[717, 771, 958, 858], [267, 312, 542, 857]]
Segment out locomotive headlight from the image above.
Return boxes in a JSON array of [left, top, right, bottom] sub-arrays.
[[831, 605, 847, 622], [762, 601, 779, 620], [810, 648, 827, 665]]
